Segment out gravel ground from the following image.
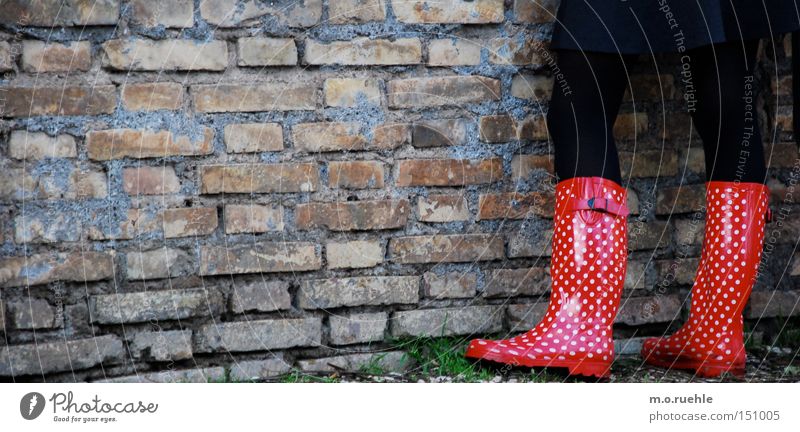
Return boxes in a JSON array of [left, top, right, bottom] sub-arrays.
[[275, 347, 800, 383]]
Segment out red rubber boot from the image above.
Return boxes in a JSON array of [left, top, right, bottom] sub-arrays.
[[465, 177, 629, 378], [641, 181, 770, 378]]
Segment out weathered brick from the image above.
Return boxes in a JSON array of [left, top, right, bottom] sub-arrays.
[[224, 204, 283, 234], [324, 78, 382, 107], [411, 118, 471, 147], [417, 194, 470, 222], [90, 288, 221, 324], [9, 130, 77, 160], [88, 208, 161, 241], [766, 142, 800, 168], [511, 154, 554, 181], [131, 330, 193, 361], [675, 219, 705, 248], [390, 234, 504, 263], [0, 252, 114, 288], [428, 39, 482, 66], [87, 127, 214, 160], [297, 351, 409, 373], [326, 240, 384, 269], [63, 303, 90, 337], [7, 299, 58, 330], [0, 42, 13, 71], [200, 0, 322, 28], [615, 337, 649, 356], [199, 242, 321, 275], [17, 210, 76, 242], [99, 367, 224, 383], [229, 280, 291, 314], [489, 36, 546, 66], [121, 82, 184, 111], [0, 335, 124, 377], [628, 220, 673, 251], [484, 267, 550, 298], [507, 303, 548, 332], [616, 295, 683, 325], [479, 115, 517, 143], [192, 83, 317, 112], [38, 167, 107, 200], [229, 359, 291, 381], [372, 123, 412, 149], [296, 200, 409, 231], [620, 150, 679, 178], [200, 163, 319, 194], [330, 312, 388, 345], [329, 160, 384, 189], [387, 76, 501, 108], [329, 0, 386, 24], [517, 115, 549, 141], [507, 303, 548, 331], [613, 113, 648, 140], [223, 123, 283, 153], [0, 168, 37, 201], [397, 158, 503, 186], [392, 0, 504, 23], [628, 190, 641, 215], [655, 257, 699, 287], [122, 166, 181, 195], [14, 212, 81, 243], [292, 122, 368, 152], [656, 184, 706, 215], [511, 73, 554, 100], [161, 207, 218, 238], [126, 248, 194, 280], [0, 85, 116, 117], [21, 40, 91, 72], [747, 290, 800, 318], [478, 191, 555, 220], [391, 306, 503, 337], [305, 37, 421, 65], [772, 74, 792, 97], [624, 261, 649, 290], [660, 112, 696, 141], [237, 37, 297, 66], [0, 0, 120, 26], [680, 146, 706, 175], [194, 317, 322, 352], [513, 0, 558, 23], [102, 39, 228, 71], [625, 74, 677, 101], [131, 0, 194, 28], [507, 225, 554, 258], [422, 271, 477, 298], [774, 108, 793, 133], [297, 276, 418, 309]]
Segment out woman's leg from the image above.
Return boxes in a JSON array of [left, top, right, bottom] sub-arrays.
[[641, 39, 771, 377], [547, 49, 637, 185], [465, 50, 636, 378], [688, 39, 767, 183]]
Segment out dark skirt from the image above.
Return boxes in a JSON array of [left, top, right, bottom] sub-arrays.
[[550, 0, 800, 54], [549, 0, 800, 146]]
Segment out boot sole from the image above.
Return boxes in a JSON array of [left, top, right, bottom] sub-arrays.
[[643, 355, 745, 378], [466, 346, 612, 378]]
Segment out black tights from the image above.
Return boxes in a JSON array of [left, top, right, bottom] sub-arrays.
[[546, 40, 767, 185]]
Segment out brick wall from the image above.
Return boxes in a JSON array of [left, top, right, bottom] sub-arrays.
[[0, 0, 798, 382]]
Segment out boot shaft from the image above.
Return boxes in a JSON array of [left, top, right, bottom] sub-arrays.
[[700, 181, 770, 320]]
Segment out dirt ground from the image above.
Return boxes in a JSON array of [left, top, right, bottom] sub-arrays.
[[275, 347, 800, 383]]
